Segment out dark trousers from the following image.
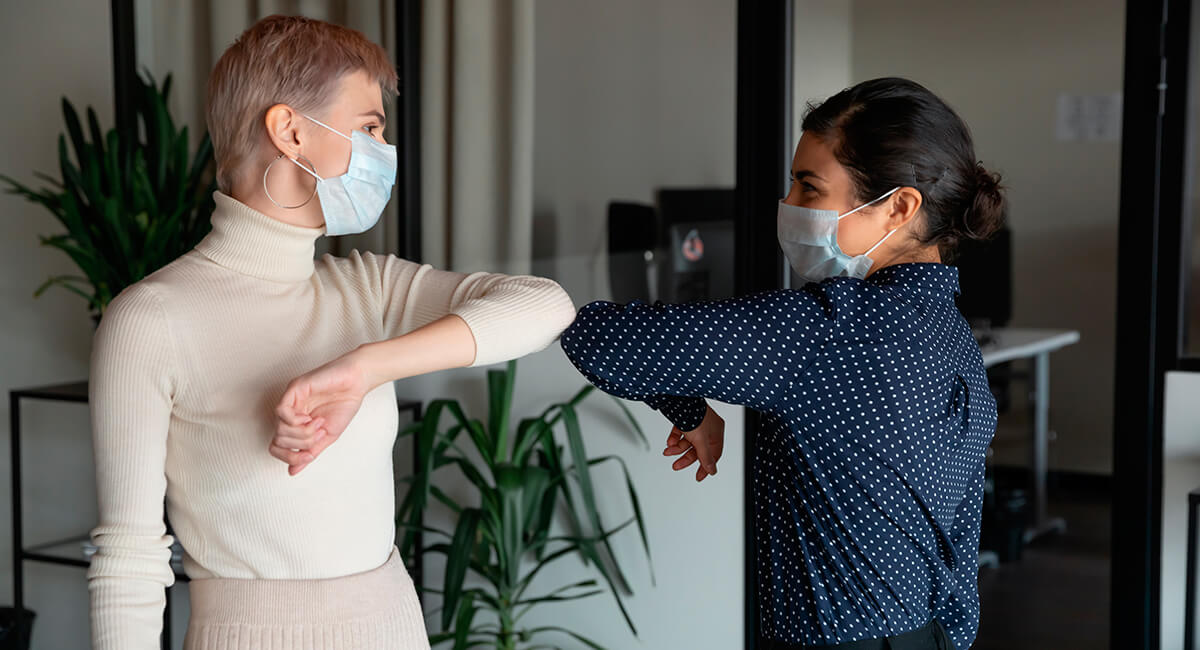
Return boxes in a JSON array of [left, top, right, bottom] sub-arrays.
[[759, 620, 956, 650]]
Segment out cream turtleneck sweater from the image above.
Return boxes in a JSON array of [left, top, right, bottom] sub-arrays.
[[87, 193, 576, 649]]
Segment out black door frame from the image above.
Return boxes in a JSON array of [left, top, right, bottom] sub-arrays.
[[395, 0, 422, 263], [1113, 0, 1194, 647], [734, 1, 791, 648]]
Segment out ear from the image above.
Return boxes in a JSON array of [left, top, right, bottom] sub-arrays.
[[884, 186, 923, 230], [263, 104, 304, 158]]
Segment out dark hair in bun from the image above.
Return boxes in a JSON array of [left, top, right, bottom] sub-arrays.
[[801, 77, 1007, 256]]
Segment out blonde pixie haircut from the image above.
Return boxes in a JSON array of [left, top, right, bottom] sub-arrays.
[[206, 15, 398, 193]]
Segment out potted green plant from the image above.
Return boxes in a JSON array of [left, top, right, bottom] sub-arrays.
[[398, 361, 653, 650], [1, 73, 216, 321]]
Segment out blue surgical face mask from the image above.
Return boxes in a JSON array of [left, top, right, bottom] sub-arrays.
[[776, 187, 900, 284], [291, 115, 397, 236]]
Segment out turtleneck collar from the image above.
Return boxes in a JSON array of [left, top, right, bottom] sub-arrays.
[[195, 192, 325, 283]]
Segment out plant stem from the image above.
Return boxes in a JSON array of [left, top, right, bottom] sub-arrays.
[[497, 590, 516, 650]]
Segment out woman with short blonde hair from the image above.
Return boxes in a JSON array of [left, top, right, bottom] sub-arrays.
[[88, 15, 575, 650]]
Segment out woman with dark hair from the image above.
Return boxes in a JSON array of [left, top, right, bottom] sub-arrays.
[[561, 77, 1005, 650]]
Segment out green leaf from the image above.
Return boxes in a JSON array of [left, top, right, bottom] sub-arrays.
[[531, 421, 591, 573], [399, 400, 450, 557], [31, 171, 64, 188], [541, 385, 595, 429], [101, 199, 135, 284], [526, 625, 607, 650], [560, 403, 633, 591], [188, 132, 213, 179], [441, 456, 492, 496], [487, 360, 516, 461], [528, 455, 559, 559], [61, 98, 87, 171], [57, 136, 86, 203], [516, 589, 604, 607], [429, 484, 463, 515], [442, 508, 481, 631], [533, 517, 636, 554], [451, 592, 476, 650], [432, 423, 466, 459], [609, 396, 650, 449], [421, 543, 503, 594], [39, 234, 106, 289], [444, 401, 493, 470], [518, 518, 636, 596], [86, 107, 106, 168], [515, 578, 601, 611], [395, 523, 454, 540], [586, 455, 654, 584], [32, 276, 98, 308], [512, 417, 548, 466], [494, 463, 550, 588]]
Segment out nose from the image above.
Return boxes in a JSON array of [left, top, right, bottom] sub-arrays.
[[781, 182, 803, 207]]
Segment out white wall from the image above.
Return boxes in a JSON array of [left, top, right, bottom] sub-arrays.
[[846, 0, 1125, 475], [529, 0, 737, 303], [0, 2, 115, 649], [1161, 371, 1200, 650], [792, 0, 852, 134]]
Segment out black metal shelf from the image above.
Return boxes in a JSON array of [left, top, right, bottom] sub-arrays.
[[1184, 487, 1200, 649], [21, 533, 188, 579], [10, 381, 423, 650]]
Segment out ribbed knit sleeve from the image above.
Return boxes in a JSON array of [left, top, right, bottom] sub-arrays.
[[88, 284, 178, 650], [359, 253, 577, 367]]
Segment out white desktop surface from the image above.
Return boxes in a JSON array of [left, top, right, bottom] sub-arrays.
[[978, 328, 1081, 367]]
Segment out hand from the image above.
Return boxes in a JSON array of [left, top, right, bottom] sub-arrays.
[[272, 348, 373, 476], [663, 405, 724, 482]]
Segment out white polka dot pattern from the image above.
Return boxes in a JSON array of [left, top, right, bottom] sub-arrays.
[[559, 263, 996, 649]]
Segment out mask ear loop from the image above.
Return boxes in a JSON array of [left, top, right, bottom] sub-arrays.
[[865, 226, 899, 255], [305, 115, 353, 142], [262, 153, 319, 209], [837, 186, 900, 219], [855, 187, 904, 255]]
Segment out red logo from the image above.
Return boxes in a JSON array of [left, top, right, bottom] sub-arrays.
[[682, 229, 704, 262]]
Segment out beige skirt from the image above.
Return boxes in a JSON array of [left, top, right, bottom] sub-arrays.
[[184, 548, 431, 650]]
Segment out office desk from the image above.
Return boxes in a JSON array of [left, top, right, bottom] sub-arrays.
[[978, 328, 1081, 543]]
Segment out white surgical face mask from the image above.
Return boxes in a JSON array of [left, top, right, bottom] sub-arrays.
[[776, 187, 901, 284], [290, 115, 397, 236]]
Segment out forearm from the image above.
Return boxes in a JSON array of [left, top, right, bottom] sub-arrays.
[[356, 314, 477, 388], [373, 254, 576, 368], [560, 293, 824, 413]]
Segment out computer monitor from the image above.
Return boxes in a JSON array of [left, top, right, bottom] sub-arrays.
[[606, 201, 658, 303], [657, 188, 736, 303], [953, 227, 1014, 412], [953, 227, 1012, 329]]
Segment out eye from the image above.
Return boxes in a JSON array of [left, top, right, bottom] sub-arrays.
[[363, 124, 380, 135], [801, 182, 818, 193]]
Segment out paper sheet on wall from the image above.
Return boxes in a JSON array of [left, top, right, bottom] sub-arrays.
[[1056, 93, 1123, 142]]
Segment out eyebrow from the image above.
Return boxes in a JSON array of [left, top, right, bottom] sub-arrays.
[[792, 169, 825, 182], [360, 110, 386, 125]]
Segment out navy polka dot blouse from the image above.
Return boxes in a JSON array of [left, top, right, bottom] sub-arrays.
[[559, 263, 997, 649]]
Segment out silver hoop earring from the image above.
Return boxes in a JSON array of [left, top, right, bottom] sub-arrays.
[[262, 154, 318, 209]]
